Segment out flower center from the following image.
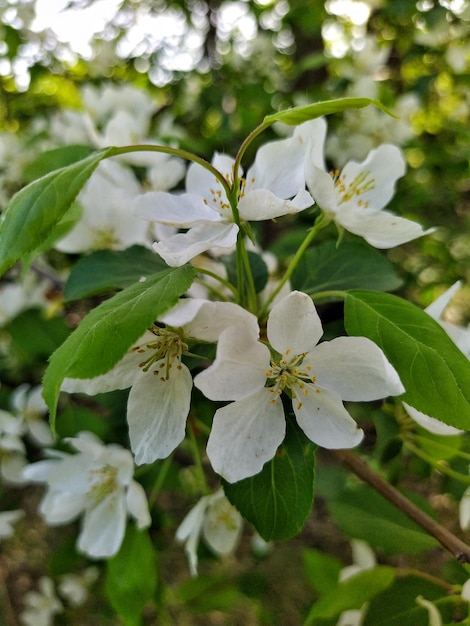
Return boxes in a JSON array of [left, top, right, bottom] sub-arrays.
[[92, 226, 120, 249], [133, 326, 187, 382], [331, 169, 375, 208], [88, 465, 119, 504], [265, 348, 317, 410]]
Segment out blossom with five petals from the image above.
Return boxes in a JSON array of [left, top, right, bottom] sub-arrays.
[[133, 122, 317, 266], [305, 118, 434, 248], [62, 299, 258, 465], [195, 290, 404, 482], [23, 432, 151, 558]]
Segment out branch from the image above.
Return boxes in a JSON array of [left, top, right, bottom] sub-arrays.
[[330, 448, 470, 564]]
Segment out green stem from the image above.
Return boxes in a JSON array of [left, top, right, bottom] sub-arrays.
[[195, 267, 239, 298], [403, 440, 470, 485], [148, 454, 174, 508], [188, 419, 210, 495], [259, 212, 332, 320], [232, 119, 271, 190], [411, 434, 470, 463]]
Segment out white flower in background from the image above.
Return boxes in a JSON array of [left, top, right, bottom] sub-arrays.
[[0, 509, 24, 538], [459, 476, 470, 531], [20, 577, 63, 626], [336, 540, 376, 626], [54, 160, 149, 253], [306, 118, 434, 248], [415, 596, 443, 626], [403, 281, 469, 435], [0, 275, 49, 326], [62, 299, 258, 465], [0, 409, 27, 484], [195, 290, 404, 483], [23, 432, 151, 558], [11, 384, 53, 446], [134, 121, 317, 266], [176, 489, 242, 576], [58, 567, 99, 607]]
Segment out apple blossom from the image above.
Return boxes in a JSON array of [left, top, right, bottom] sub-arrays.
[[306, 118, 434, 248], [62, 298, 258, 465], [195, 290, 404, 482], [23, 431, 151, 559], [11, 384, 53, 446], [176, 489, 243, 576], [133, 121, 317, 266], [20, 577, 63, 626], [0, 509, 24, 538]]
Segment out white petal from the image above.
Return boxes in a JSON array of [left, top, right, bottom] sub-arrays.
[[154, 222, 239, 267], [305, 166, 338, 213], [309, 336, 404, 401], [175, 496, 208, 576], [206, 388, 286, 483], [238, 188, 313, 221], [128, 364, 192, 464], [126, 480, 151, 528], [425, 282, 462, 320], [194, 326, 268, 401], [186, 154, 235, 198], [459, 487, 470, 531], [134, 191, 222, 227], [267, 291, 323, 355], [403, 402, 463, 435], [39, 490, 87, 524], [293, 383, 363, 449], [337, 209, 435, 249], [340, 144, 406, 212], [203, 491, 242, 555], [78, 492, 127, 558]]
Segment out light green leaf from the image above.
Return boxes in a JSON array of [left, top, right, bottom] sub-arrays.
[[63, 245, 168, 301], [0, 147, 113, 276], [105, 525, 158, 626], [304, 566, 396, 625], [291, 241, 402, 297], [344, 290, 470, 430], [264, 97, 392, 126], [42, 265, 195, 430], [223, 419, 316, 541], [303, 548, 343, 595]]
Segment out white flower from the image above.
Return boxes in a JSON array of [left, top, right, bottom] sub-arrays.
[[58, 567, 99, 607], [55, 160, 150, 253], [23, 432, 151, 558], [460, 483, 470, 531], [62, 299, 258, 465], [0, 409, 27, 484], [134, 122, 316, 266], [306, 119, 434, 248], [20, 577, 63, 626], [176, 489, 242, 576], [336, 540, 376, 626], [195, 290, 404, 482], [0, 275, 49, 326], [403, 282, 469, 435], [11, 384, 53, 446], [0, 509, 24, 538]]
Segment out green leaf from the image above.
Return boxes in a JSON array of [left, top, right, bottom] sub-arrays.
[[344, 290, 470, 430], [223, 250, 268, 294], [64, 245, 169, 301], [264, 97, 392, 127], [304, 566, 396, 625], [363, 574, 454, 626], [105, 525, 158, 626], [42, 265, 195, 430], [23, 144, 95, 181], [291, 241, 402, 297], [328, 484, 438, 555], [303, 548, 343, 595], [0, 147, 113, 276], [223, 418, 316, 541]]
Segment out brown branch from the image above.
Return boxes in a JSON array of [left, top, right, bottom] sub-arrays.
[[329, 448, 470, 564]]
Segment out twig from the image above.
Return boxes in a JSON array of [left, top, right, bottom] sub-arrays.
[[330, 448, 470, 564]]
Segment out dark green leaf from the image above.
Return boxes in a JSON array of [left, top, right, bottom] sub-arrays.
[[64, 245, 169, 301], [223, 250, 268, 294], [304, 566, 396, 625], [264, 98, 392, 126], [303, 548, 343, 595], [344, 290, 470, 430], [291, 241, 402, 297], [105, 525, 158, 626], [0, 147, 113, 276], [42, 265, 195, 429], [223, 418, 316, 541], [328, 484, 437, 555]]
